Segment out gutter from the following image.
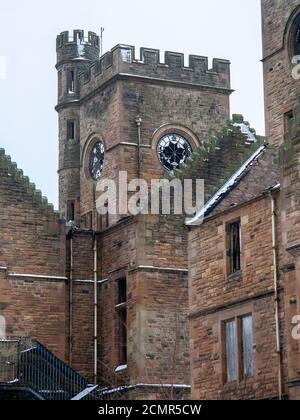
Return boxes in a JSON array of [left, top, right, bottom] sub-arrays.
[[69, 235, 74, 366], [270, 189, 283, 400], [93, 235, 98, 384], [135, 116, 142, 180]]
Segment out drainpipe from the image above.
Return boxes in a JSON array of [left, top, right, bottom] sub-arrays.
[[93, 235, 98, 384], [135, 116, 142, 180], [270, 191, 283, 400], [69, 234, 74, 366]]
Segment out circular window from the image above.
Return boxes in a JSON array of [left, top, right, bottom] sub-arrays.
[[157, 133, 192, 171], [89, 141, 105, 180]]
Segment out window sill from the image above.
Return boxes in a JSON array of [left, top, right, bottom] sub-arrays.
[[223, 377, 255, 390], [227, 270, 242, 282]]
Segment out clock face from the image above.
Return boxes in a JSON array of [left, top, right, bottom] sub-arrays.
[[89, 141, 105, 180], [157, 134, 192, 171]]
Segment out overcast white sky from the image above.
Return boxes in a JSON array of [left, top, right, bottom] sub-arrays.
[[0, 0, 263, 208]]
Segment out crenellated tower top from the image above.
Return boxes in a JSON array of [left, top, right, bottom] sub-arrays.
[[56, 30, 100, 64], [76, 44, 231, 100]]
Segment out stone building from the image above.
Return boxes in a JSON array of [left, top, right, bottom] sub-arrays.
[[1, 0, 300, 401], [0, 24, 232, 398], [187, 0, 300, 400]]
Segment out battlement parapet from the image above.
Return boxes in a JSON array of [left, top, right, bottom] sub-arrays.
[[0, 148, 58, 216], [78, 44, 231, 99]]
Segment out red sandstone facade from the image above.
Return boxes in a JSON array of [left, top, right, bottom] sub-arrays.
[[0, 22, 232, 398], [187, 0, 300, 400], [1, 0, 300, 401]]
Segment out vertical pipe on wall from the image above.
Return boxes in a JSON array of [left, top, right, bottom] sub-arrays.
[[93, 235, 98, 384], [135, 116, 142, 180], [270, 191, 283, 400], [69, 234, 74, 367]]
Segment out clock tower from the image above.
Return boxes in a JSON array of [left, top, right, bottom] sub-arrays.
[[56, 30, 232, 396], [56, 34, 232, 228]]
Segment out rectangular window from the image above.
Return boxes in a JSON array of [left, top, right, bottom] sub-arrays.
[[225, 320, 237, 383], [102, 202, 109, 230], [58, 70, 62, 98], [241, 315, 254, 379], [227, 221, 241, 275], [115, 278, 127, 367], [67, 200, 75, 222], [223, 314, 254, 384], [67, 70, 75, 94], [67, 120, 75, 141], [284, 110, 294, 133], [83, 211, 93, 230], [97, 215, 102, 232]]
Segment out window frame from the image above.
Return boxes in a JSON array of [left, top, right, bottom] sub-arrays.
[[66, 200, 75, 222], [115, 278, 128, 368], [284, 110, 294, 134], [240, 314, 254, 380], [67, 119, 76, 141], [290, 13, 300, 58], [67, 69, 75, 95], [226, 219, 242, 277], [224, 318, 238, 383], [222, 313, 254, 385]]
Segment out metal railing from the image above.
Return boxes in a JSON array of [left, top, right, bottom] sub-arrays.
[[0, 338, 98, 400], [0, 339, 21, 384]]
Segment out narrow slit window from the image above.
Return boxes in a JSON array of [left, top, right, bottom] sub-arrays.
[[67, 120, 75, 141], [67, 200, 75, 222], [241, 315, 254, 379], [67, 70, 75, 94], [97, 215, 102, 232], [115, 278, 127, 367], [225, 320, 237, 383], [102, 201, 109, 230], [228, 221, 241, 274], [284, 110, 294, 133]]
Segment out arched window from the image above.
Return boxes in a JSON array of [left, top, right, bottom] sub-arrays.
[[291, 13, 300, 56], [0, 315, 6, 339]]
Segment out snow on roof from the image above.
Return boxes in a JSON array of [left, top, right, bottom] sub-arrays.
[[71, 385, 98, 400], [186, 143, 267, 226], [233, 122, 257, 144]]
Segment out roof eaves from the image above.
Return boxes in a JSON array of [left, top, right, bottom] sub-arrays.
[[186, 143, 267, 226]]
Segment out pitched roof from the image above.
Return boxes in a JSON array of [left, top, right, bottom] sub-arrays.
[[186, 144, 279, 226]]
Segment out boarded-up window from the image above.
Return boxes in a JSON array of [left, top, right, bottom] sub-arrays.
[[225, 320, 237, 382], [0, 316, 6, 339], [241, 315, 254, 379], [223, 314, 254, 384]]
